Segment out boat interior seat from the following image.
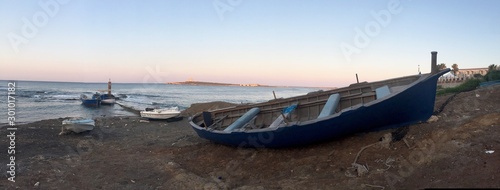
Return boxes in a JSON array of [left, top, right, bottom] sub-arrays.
[[375, 85, 391, 99], [390, 85, 409, 93], [202, 111, 213, 128], [317, 93, 340, 119], [269, 103, 298, 128], [223, 108, 261, 132]]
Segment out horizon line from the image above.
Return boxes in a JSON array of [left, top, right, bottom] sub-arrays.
[[0, 79, 333, 89]]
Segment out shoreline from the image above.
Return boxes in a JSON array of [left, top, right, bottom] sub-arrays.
[[0, 101, 238, 128]]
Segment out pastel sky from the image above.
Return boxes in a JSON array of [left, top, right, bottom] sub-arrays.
[[1, 0, 499, 87]]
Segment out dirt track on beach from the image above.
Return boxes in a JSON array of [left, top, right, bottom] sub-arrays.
[[1, 85, 499, 189]]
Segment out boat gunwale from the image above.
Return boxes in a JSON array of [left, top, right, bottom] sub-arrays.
[[204, 73, 426, 116]]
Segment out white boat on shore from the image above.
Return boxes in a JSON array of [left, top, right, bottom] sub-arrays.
[[140, 107, 181, 120], [60, 118, 95, 135]]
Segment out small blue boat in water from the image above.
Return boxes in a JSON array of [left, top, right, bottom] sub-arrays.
[[189, 52, 450, 148], [100, 94, 116, 105], [80, 93, 101, 107], [99, 79, 116, 105]]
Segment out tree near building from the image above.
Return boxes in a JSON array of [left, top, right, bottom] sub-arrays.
[[451, 64, 459, 76], [488, 64, 498, 71], [438, 63, 447, 70], [485, 64, 500, 81]]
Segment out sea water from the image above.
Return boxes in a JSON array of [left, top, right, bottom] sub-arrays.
[[0, 80, 319, 125]]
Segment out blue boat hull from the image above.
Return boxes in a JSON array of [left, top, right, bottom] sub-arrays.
[[81, 99, 101, 107], [190, 70, 448, 148], [100, 94, 116, 105], [80, 94, 101, 107]]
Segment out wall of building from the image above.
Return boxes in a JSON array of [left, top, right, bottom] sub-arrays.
[[438, 68, 488, 84]]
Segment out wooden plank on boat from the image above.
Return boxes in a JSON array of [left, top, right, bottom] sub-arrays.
[[208, 115, 228, 129], [202, 112, 213, 127]]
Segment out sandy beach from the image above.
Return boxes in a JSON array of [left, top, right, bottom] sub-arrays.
[[1, 85, 499, 189]]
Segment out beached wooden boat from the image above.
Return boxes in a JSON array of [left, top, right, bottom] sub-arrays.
[[189, 53, 450, 148], [140, 107, 181, 120], [80, 93, 101, 107]]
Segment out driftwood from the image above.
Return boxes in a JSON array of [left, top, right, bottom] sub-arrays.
[[362, 184, 385, 190], [349, 133, 394, 177]]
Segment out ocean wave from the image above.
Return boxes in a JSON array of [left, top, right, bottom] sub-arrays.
[[123, 93, 163, 98], [13, 90, 53, 98], [119, 97, 155, 106], [50, 94, 80, 100], [30, 93, 80, 101], [118, 94, 179, 108]]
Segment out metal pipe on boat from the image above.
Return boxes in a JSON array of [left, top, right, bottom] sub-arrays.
[[356, 73, 359, 83]]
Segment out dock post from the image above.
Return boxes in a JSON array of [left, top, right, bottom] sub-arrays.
[[431, 51, 438, 74]]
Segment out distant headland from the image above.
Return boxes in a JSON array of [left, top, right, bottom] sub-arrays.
[[167, 80, 336, 89], [167, 80, 269, 87]]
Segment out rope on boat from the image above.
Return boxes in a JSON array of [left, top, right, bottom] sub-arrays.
[[352, 142, 381, 165], [348, 133, 394, 177], [115, 101, 141, 115]]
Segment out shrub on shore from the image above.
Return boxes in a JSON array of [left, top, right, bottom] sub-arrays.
[[437, 79, 481, 96], [483, 70, 500, 81], [484, 65, 500, 81]]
